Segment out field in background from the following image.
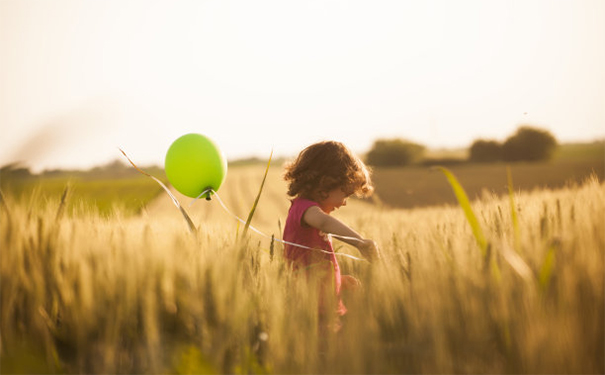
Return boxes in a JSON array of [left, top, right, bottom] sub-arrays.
[[372, 159, 604, 209], [0, 164, 166, 216], [369, 141, 604, 208], [1, 141, 602, 214], [551, 141, 605, 161], [1, 152, 604, 373]]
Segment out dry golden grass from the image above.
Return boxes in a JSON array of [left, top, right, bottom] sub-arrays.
[[1, 165, 603, 374]]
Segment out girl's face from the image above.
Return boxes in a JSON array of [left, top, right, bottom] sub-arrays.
[[319, 188, 351, 213]]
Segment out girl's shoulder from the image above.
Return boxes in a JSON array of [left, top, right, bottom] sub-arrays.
[[291, 196, 319, 209], [288, 197, 320, 220]]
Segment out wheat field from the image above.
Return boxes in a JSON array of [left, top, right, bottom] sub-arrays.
[[1, 165, 603, 374]]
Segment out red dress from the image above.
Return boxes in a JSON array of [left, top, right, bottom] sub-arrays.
[[283, 197, 346, 316]]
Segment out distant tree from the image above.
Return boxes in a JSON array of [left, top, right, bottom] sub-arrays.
[[0, 163, 33, 179], [366, 139, 425, 167], [469, 140, 502, 163], [502, 126, 558, 162]]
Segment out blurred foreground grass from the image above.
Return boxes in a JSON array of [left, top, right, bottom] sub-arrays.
[[1, 163, 603, 374]]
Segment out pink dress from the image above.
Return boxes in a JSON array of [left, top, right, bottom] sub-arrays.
[[283, 197, 346, 316]]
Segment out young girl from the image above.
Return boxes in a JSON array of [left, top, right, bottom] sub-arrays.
[[283, 141, 379, 324]]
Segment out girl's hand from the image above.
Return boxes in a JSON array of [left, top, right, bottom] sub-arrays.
[[358, 239, 380, 262]]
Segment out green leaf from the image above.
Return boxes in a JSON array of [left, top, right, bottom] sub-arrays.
[[433, 166, 488, 256], [539, 244, 556, 292]]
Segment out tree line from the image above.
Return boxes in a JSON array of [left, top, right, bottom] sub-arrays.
[[366, 125, 558, 167]]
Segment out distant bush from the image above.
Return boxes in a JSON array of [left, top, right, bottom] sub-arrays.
[[466, 126, 558, 163], [469, 140, 503, 163], [366, 139, 426, 167], [0, 163, 33, 180], [502, 126, 558, 162]]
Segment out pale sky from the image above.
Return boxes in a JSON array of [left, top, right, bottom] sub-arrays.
[[1, 0, 604, 171]]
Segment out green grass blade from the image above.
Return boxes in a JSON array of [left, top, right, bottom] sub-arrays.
[[242, 150, 273, 238], [538, 242, 557, 293], [507, 166, 521, 253], [433, 166, 488, 256]]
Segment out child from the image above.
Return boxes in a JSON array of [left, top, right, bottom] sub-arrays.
[[283, 141, 379, 325]]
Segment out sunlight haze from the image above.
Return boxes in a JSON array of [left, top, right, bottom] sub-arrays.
[[1, 0, 604, 171]]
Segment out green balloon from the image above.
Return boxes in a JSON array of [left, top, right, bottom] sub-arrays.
[[165, 133, 228, 198]]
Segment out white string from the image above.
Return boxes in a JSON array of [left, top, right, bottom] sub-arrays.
[[118, 148, 367, 262], [189, 189, 213, 207], [197, 188, 368, 262]]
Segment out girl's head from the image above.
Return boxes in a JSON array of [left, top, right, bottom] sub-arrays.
[[284, 141, 373, 206]]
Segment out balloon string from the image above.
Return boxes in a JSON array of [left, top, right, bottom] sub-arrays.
[[190, 190, 210, 207], [199, 188, 368, 262], [119, 148, 196, 232], [119, 148, 366, 262]]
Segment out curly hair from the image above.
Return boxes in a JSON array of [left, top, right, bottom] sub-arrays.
[[284, 141, 374, 201]]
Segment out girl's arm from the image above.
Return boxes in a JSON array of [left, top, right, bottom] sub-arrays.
[[303, 206, 380, 261]]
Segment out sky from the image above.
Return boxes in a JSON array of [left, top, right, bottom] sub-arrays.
[[1, 0, 604, 171]]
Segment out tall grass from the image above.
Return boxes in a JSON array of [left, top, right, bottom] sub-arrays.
[[1, 173, 603, 374], [242, 150, 272, 238]]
